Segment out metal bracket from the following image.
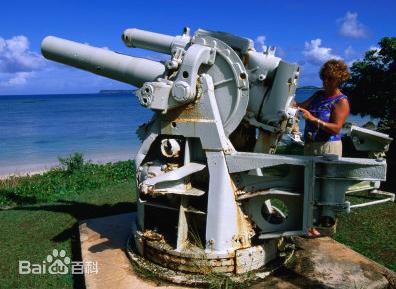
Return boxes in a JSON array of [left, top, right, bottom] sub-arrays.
[[141, 162, 206, 194], [171, 44, 216, 103], [315, 201, 350, 213], [244, 113, 279, 133]]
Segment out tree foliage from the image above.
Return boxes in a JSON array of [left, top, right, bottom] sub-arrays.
[[345, 37, 396, 121], [344, 37, 396, 191]]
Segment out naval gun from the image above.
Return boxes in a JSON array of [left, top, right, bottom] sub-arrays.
[[41, 28, 392, 283]]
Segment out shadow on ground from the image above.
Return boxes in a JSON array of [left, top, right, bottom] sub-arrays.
[[13, 200, 136, 289]]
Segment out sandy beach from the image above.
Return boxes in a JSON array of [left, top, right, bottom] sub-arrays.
[[0, 151, 135, 179]]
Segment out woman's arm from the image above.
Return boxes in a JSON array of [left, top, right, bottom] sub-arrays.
[[327, 98, 350, 134], [299, 98, 350, 135]]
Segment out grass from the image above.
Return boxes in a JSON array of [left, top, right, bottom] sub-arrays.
[[0, 153, 395, 289], [0, 153, 135, 207], [0, 154, 136, 289], [0, 182, 136, 289], [335, 192, 396, 271]]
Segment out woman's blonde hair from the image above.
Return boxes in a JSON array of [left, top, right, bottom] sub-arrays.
[[319, 59, 350, 87]]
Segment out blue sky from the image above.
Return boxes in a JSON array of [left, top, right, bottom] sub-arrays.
[[0, 0, 395, 95]]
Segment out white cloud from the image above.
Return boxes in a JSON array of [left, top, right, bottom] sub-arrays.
[[0, 72, 34, 87], [302, 38, 341, 65], [338, 12, 368, 39], [254, 35, 267, 52], [275, 47, 286, 58], [344, 46, 356, 58], [368, 45, 381, 57], [0, 35, 45, 88], [0, 35, 45, 73], [369, 45, 380, 51]]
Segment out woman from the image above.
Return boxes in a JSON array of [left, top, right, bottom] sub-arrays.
[[298, 59, 350, 237], [298, 59, 350, 157]]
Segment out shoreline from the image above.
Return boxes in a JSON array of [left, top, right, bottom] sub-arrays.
[[0, 169, 50, 180], [0, 152, 135, 180]]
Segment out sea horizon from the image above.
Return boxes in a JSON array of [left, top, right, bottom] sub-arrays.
[[0, 90, 378, 177], [0, 92, 152, 177]]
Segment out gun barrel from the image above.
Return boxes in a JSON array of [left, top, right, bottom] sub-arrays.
[[122, 28, 187, 54], [41, 36, 166, 87]]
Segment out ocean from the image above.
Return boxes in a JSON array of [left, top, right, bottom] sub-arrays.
[[0, 92, 152, 175], [0, 90, 376, 176]]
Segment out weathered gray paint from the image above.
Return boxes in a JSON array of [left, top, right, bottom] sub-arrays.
[[41, 27, 393, 277], [41, 36, 166, 87]]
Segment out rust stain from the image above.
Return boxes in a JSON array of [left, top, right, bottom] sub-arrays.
[[144, 241, 235, 274], [173, 118, 214, 123], [235, 205, 255, 249], [143, 230, 166, 243]]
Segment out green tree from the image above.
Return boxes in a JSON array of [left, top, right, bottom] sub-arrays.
[[344, 37, 396, 191]]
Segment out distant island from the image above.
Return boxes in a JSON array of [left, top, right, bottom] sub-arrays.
[[297, 85, 321, 90], [99, 89, 135, 94]]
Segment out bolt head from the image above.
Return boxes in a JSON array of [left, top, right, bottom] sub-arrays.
[[173, 81, 191, 102]]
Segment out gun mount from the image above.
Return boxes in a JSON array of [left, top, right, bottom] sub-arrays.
[[42, 27, 392, 284]]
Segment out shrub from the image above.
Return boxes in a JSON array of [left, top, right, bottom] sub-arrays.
[[0, 157, 135, 208], [58, 152, 86, 174]]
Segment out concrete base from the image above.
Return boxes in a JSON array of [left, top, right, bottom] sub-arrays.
[[79, 213, 395, 289]]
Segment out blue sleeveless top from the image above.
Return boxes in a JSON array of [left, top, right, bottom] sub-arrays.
[[304, 91, 348, 143]]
